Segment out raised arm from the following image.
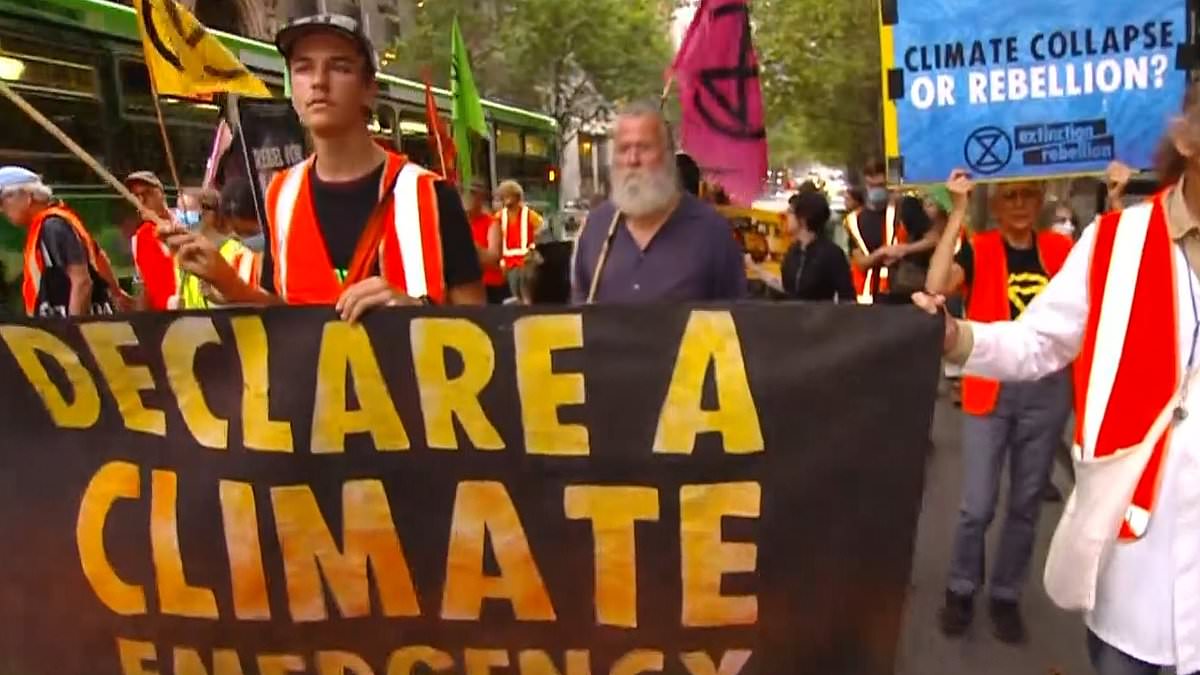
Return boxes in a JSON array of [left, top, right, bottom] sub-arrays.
[[925, 170, 970, 295]]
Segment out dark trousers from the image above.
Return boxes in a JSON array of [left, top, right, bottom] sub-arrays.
[[485, 284, 511, 305], [947, 370, 1072, 601], [1088, 631, 1195, 675]]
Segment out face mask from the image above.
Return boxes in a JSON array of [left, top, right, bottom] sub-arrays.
[[240, 233, 266, 252], [173, 209, 202, 230], [867, 187, 889, 209]]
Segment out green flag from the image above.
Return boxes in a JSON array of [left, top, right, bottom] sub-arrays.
[[451, 16, 487, 187]]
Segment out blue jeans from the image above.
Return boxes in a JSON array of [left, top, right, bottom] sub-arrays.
[[1088, 631, 1195, 675], [947, 371, 1072, 601]]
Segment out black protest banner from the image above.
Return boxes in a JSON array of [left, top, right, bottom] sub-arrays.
[[0, 304, 940, 675], [232, 99, 307, 220]]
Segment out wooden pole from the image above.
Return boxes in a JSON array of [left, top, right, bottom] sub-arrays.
[[0, 79, 148, 214], [659, 74, 674, 112], [144, 57, 183, 196]]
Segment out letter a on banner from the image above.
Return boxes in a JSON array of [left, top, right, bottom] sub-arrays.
[[132, 0, 271, 98]]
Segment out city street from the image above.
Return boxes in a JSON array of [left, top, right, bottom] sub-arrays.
[[896, 395, 1092, 675]]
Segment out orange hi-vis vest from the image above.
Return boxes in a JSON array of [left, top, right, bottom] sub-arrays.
[[961, 229, 1073, 416], [1073, 195, 1179, 540], [265, 151, 446, 304], [501, 205, 534, 269], [844, 205, 896, 304], [22, 204, 106, 316]]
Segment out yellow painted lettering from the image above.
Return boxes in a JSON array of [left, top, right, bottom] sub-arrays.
[[680, 483, 760, 627], [385, 646, 455, 674], [653, 311, 763, 454], [257, 654, 305, 675], [679, 651, 752, 675], [230, 316, 293, 452], [162, 317, 227, 449], [116, 638, 158, 675], [219, 480, 270, 620], [464, 649, 509, 675], [517, 650, 591, 675], [78, 462, 145, 615], [312, 322, 408, 453], [173, 647, 245, 675], [442, 481, 555, 621], [79, 322, 165, 436], [514, 315, 588, 455], [411, 318, 503, 451], [609, 650, 663, 675], [317, 651, 375, 675], [271, 480, 419, 622], [564, 486, 659, 628], [0, 325, 99, 428], [151, 470, 218, 619]]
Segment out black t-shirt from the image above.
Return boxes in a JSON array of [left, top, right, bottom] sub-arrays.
[[32, 216, 112, 317], [259, 161, 481, 295], [956, 238, 1048, 319], [780, 238, 856, 302], [852, 196, 929, 255]]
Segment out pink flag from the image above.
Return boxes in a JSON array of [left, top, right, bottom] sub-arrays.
[[671, 0, 767, 205], [202, 119, 234, 189]]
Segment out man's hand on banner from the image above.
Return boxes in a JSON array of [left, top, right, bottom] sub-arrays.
[[911, 291, 959, 354], [947, 169, 974, 211], [1106, 161, 1133, 209], [167, 231, 239, 288], [110, 288, 135, 313], [336, 277, 424, 323]]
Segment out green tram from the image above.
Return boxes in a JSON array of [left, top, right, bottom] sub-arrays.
[[0, 0, 559, 296]]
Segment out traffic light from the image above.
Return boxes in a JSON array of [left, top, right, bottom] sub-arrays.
[[548, 166, 558, 183]]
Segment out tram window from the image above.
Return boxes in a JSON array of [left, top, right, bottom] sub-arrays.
[[496, 126, 522, 155], [0, 35, 97, 97], [0, 92, 105, 185], [524, 133, 550, 158], [119, 59, 214, 117]]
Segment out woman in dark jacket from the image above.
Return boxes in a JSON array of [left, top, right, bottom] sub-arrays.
[[780, 190, 856, 302]]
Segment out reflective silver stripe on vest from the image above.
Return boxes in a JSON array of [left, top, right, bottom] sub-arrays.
[[393, 162, 431, 298], [273, 161, 309, 301], [501, 206, 531, 257]]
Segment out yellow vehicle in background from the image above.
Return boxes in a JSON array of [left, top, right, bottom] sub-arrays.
[[717, 203, 791, 296]]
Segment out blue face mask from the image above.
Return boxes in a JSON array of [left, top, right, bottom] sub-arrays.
[[867, 187, 889, 209], [240, 233, 266, 252], [173, 209, 202, 230]]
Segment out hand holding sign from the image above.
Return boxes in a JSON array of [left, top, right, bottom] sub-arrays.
[[947, 169, 975, 211], [1106, 160, 1133, 195]]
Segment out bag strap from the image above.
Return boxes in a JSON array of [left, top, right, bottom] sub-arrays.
[[344, 166, 406, 287], [585, 208, 622, 304], [1143, 366, 1200, 450]]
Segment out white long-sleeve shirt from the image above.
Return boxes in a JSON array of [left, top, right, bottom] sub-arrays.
[[964, 217, 1200, 670]]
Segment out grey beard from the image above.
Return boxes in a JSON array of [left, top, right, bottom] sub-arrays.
[[612, 169, 680, 218]]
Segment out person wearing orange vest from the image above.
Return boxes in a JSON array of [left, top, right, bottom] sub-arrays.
[[467, 178, 508, 304], [845, 159, 907, 304], [165, 10, 484, 318], [924, 169, 1075, 645], [917, 91, 1200, 675], [125, 171, 180, 311], [0, 167, 128, 317], [495, 179, 543, 298]]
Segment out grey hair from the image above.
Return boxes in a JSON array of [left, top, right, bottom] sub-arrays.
[[615, 100, 676, 154], [0, 180, 52, 202]]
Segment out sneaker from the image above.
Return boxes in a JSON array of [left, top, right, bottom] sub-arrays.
[[938, 590, 974, 637], [989, 598, 1027, 644]]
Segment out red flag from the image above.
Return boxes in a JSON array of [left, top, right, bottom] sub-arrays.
[[671, 0, 767, 205], [423, 74, 457, 184]]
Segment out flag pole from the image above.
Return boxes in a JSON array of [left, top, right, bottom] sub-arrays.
[[0, 79, 149, 215], [144, 57, 184, 197], [660, 74, 674, 112]]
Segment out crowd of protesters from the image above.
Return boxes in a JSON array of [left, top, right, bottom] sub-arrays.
[[2, 5, 1198, 674]]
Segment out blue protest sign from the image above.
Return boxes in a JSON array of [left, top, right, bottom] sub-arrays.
[[880, 0, 1189, 183]]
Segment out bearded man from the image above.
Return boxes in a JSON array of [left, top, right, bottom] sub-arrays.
[[570, 101, 746, 303]]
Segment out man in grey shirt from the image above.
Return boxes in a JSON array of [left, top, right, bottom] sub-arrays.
[[571, 102, 747, 303]]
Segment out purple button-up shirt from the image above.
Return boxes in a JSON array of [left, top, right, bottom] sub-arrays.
[[571, 194, 747, 303]]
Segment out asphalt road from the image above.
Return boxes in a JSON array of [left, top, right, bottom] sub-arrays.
[[893, 397, 1097, 675]]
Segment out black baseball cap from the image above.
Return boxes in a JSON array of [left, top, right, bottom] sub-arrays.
[[274, 12, 379, 73]]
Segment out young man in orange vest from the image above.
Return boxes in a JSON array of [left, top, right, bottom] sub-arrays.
[[126, 171, 181, 311], [0, 167, 129, 317], [495, 179, 543, 298], [924, 170, 1075, 644], [916, 91, 1200, 675], [467, 178, 508, 304], [166, 11, 483, 317]]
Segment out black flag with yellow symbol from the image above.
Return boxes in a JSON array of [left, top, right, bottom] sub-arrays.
[[132, 0, 271, 99]]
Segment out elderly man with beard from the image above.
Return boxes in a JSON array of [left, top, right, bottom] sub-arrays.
[[571, 101, 746, 303]]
